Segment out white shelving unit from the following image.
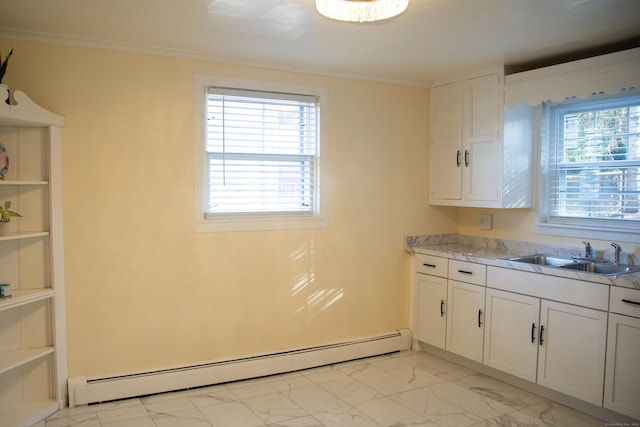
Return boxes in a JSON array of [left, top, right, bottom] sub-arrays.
[[0, 87, 66, 427]]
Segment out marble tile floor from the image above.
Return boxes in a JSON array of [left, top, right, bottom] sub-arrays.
[[46, 350, 611, 427]]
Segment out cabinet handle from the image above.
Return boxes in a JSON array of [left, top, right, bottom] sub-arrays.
[[457, 270, 473, 275], [478, 309, 482, 327], [621, 299, 640, 306], [539, 325, 545, 346], [422, 263, 436, 268], [531, 323, 536, 343], [464, 150, 469, 167], [456, 150, 461, 167], [440, 299, 445, 317]]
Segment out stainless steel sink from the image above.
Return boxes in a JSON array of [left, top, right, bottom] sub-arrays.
[[559, 262, 640, 275], [504, 254, 577, 267], [504, 254, 640, 276]]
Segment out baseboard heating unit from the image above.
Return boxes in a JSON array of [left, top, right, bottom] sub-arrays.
[[68, 329, 411, 407]]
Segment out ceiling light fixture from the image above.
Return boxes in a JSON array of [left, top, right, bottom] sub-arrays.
[[315, 0, 409, 23]]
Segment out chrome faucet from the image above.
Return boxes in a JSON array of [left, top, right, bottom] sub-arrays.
[[611, 242, 622, 265], [582, 241, 592, 259]]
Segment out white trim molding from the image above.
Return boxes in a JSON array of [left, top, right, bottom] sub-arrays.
[[505, 47, 640, 109]]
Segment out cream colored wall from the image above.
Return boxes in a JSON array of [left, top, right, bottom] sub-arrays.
[[458, 208, 640, 254], [1, 39, 458, 377]]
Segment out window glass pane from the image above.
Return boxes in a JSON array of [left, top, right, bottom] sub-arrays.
[[546, 93, 640, 223], [207, 156, 314, 213], [205, 88, 318, 215]]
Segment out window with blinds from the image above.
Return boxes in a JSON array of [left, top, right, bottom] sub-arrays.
[[544, 91, 640, 227], [205, 87, 319, 217]]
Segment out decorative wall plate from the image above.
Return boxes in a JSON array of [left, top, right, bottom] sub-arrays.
[[0, 142, 8, 180]]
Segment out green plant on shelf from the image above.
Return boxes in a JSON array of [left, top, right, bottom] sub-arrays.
[[0, 47, 13, 84], [0, 201, 21, 223]]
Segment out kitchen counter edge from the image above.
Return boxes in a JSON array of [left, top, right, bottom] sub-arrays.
[[411, 244, 640, 290]]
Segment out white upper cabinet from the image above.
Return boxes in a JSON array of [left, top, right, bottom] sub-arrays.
[[430, 80, 463, 201], [464, 73, 501, 202], [429, 68, 534, 208]]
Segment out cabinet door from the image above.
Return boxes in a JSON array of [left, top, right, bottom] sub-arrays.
[[446, 280, 485, 363], [483, 289, 539, 382], [537, 300, 607, 406], [604, 313, 640, 419], [430, 81, 463, 201], [463, 73, 501, 202], [415, 273, 447, 349]]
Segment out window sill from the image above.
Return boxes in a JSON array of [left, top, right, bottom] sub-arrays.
[[195, 214, 327, 233]]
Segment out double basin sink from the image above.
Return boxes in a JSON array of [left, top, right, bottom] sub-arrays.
[[504, 254, 640, 276]]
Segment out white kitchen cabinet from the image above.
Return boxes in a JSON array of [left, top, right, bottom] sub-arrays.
[[486, 266, 608, 406], [463, 73, 501, 202], [0, 88, 66, 427], [604, 287, 640, 419], [413, 255, 487, 362], [445, 260, 486, 363], [484, 286, 607, 407], [537, 300, 607, 406], [414, 254, 448, 349], [416, 274, 447, 349], [446, 279, 485, 363], [429, 80, 463, 201], [429, 68, 533, 208], [483, 288, 539, 382], [414, 254, 486, 362]]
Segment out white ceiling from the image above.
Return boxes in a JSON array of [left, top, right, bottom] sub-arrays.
[[0, 0, 639, 86]]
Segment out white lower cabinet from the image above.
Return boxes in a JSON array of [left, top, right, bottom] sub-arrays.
[[414, 257, 630, 417], [537, 300, 607, 406], [416, 274, 447, 349], [414, 254, 448, 348], [413, 256, 486, 362], [415, 255, 620, 419], [604, 314, 640, 419], [485, 267, 608, 406], [604, 287, 640, 419], [446, 280, 485, 363], [483, 289, 539, 382], [483, 289, 607, 406]]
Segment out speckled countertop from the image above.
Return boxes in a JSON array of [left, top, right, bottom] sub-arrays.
[[406, 234, 640, 290]]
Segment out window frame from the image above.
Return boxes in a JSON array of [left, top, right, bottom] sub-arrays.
[[534, 89, 640, 241], [194, 75, 328, 232]]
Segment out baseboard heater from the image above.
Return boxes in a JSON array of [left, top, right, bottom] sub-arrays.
[[68, 329, 411, 407]]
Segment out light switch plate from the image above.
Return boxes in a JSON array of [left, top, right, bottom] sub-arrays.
[[479, 214, 493, 230]]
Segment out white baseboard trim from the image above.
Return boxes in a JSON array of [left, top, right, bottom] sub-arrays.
[[68, 329, 411, 407]]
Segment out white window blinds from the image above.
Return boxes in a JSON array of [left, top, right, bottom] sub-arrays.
[[205, 87, 319, 216], [546, 92, 640, 223]]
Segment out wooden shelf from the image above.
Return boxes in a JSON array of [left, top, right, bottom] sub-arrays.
[[0, 289, 55, 312], [0, 347, 55, 375], [0, 180, 48, 186], [0, 401, 60, 427], [0, 231, 49, 242]]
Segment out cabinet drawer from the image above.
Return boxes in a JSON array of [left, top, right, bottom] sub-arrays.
[[415, 254, 448, 278], [610, 286, 640, 318], [449, 260, 486, 285]]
